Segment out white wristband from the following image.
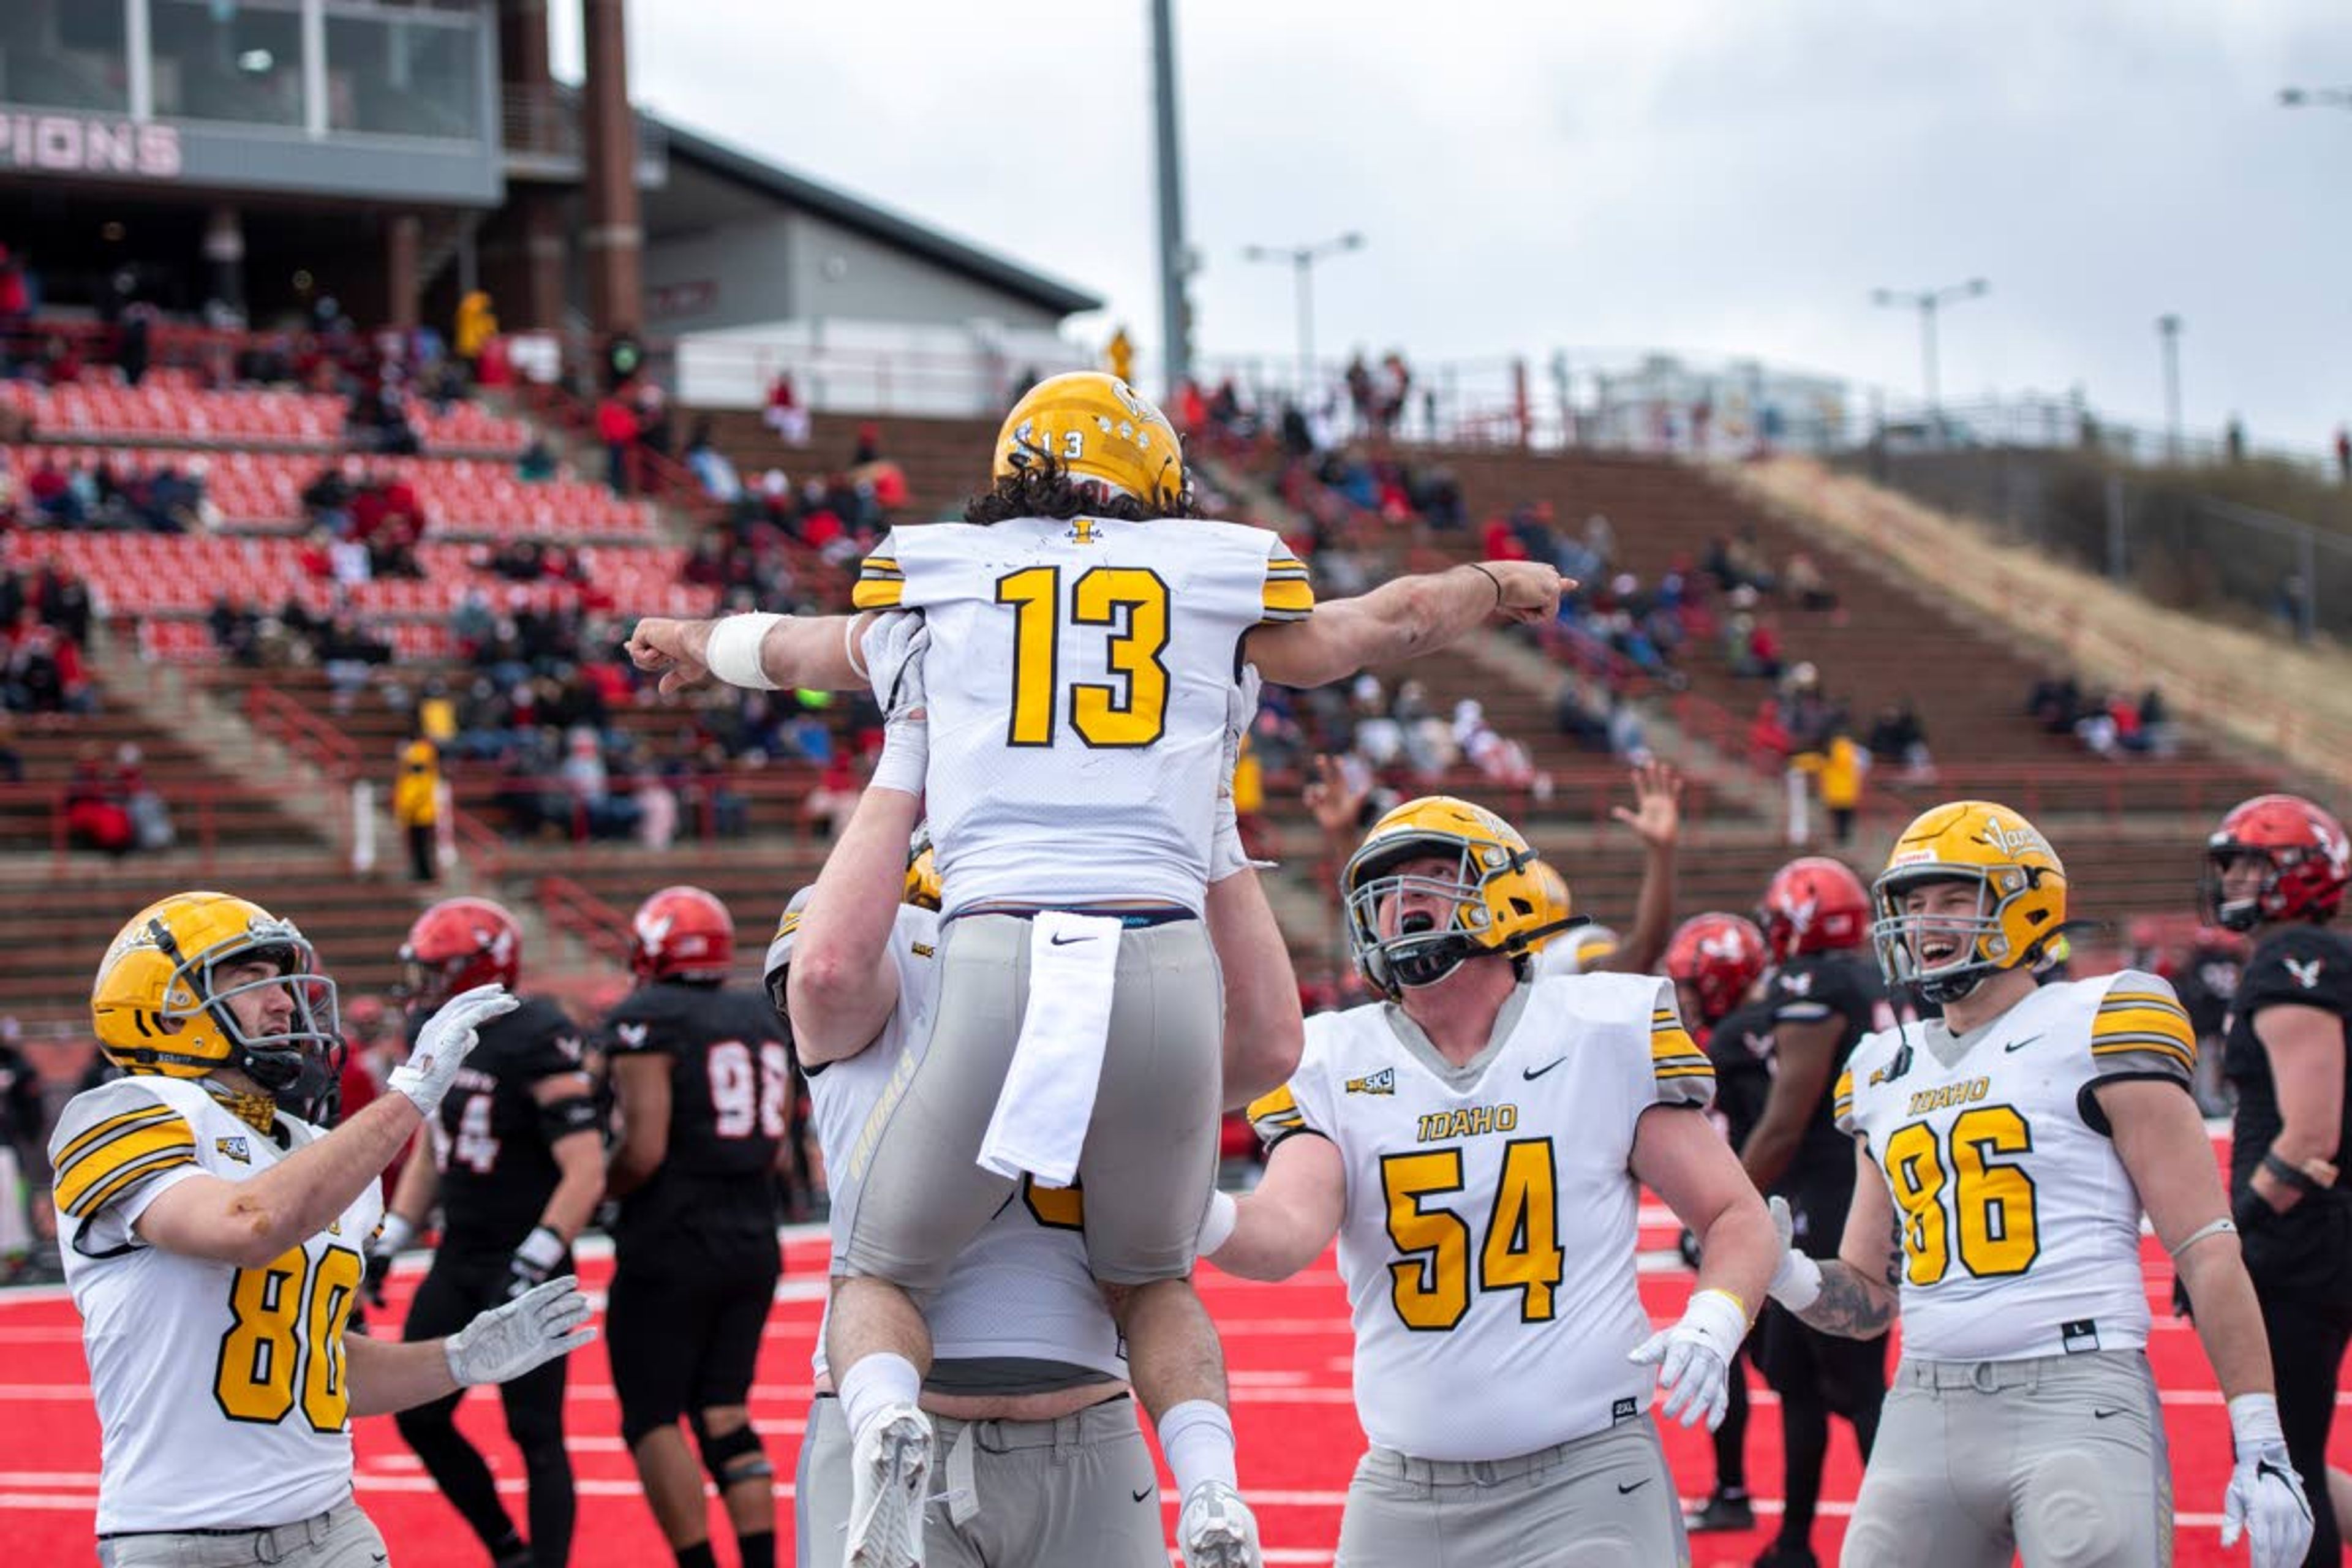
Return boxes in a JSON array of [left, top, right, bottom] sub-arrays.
[[1197, 1189, 1238, 1257], [707, 612, 786, 690], [2229, 1392, 2285, 1454], [867, 722, 927, 797], [515, 1224, 566, 1272], [1768, 1248, 1823, 1313]]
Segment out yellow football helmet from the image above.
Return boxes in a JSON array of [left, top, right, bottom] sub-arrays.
[[1871, 799, 2068, 1003], [905, 822, 942, 911], [1343, 796, 1572, 995], [994, 372, 1185, 511], [91, 891, 340, 1092]]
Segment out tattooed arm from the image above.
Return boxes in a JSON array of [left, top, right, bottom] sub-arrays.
[[1771, 1140, 1902, 1340]]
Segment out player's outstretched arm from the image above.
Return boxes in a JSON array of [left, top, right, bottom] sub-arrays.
[[137, 985, 515, 1268], [626, 611, 870, 696], [1245, 561, 1566, 689], [345, 1275, 596, 1417], [1771, 1142, 1901, 1340], [1201, 1132, 1345, 1282]]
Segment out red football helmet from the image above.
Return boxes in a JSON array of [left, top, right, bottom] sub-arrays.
[[1758, 857, 1870, 960], [2203, 794, 2351, 932], [1665, 913, 1770, 1025], [630, 885, 736, 982], [399, 897, 522, 1009]]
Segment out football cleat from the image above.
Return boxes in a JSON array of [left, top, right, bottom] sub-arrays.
[[1684, 1484, 1755, 1532], [845, 1404, 932, 1568], [1177, 1480, 1262, 1568]]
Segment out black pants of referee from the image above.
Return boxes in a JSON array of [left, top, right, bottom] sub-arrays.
[[396, 1248, 574, 1567]]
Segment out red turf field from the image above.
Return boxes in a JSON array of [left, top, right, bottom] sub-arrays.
[[1, 1206, 2340, 1567]]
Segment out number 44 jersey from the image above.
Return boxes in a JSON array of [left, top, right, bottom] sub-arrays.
[[49, 1075, 383, 1534], [853, 515, 1310, 915], [1247, 973, 1712, 1461], [1834, 968, 2198, 1363]]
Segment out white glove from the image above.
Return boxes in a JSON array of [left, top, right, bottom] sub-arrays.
[[1627, 1287, 1748, 1430], [444, 1275, 597, 1387], [1765, 1194, 1823, 1311], [2221, 1394, 2314, 1567], [861, 611, 929, 797], [388, 982, 518, 1115], [1209, 664, 1264, 883]]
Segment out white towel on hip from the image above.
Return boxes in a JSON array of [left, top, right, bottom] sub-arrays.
[[976, 911, 1124, 1187]]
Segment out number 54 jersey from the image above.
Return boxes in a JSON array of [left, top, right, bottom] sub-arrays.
[[1247, 973, 1713, 1461], [853, 516, 1310, 914], [1834, 968, 2198, 1363], [49, 1075, 383, 1534]]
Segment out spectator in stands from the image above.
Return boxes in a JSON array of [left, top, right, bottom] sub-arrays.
[[754, 372, 809, 448], [685, 419, 743, 503], [1784, 551, 1838, 611], [454, 290, 497, 379], [2075, 693, 2122, 759], [635, 378, 673, 461], [1795, 725, 1868, 845], [1607, 692, 1650, 763], [1555, 674, 1613, 753], [2137, 687, 2174, 756], [111, 744, 173, 851], [0, 246, 27, 335], [316, 612, 391, 713], [2027, 674, 2082, 733], [0, 712, 22, 785], [598, 383, 639, 495], [517, 434, 558, 483], [64, 745, 131, 856], [32, 560, 89, 647], [26, 457, 79, 527], [393, 736, 442, 883], [632, 766, 679, 850], [1583, 512, 1616, 575], [1865, 699, 1935, 780], [1749, 697, 1793, 771], [2337, 425, 2350, 487], [116, 301, 154, 388]]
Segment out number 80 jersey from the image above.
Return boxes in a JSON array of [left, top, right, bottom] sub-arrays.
[[854, 516, 1310, 915], [1247, 974, 1712, 1461], [50, 1076, 383, 1534], [1834, 968, 2198, 1363]]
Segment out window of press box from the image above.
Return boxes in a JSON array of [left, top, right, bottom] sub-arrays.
[[149, 0, 306, 129], [0, 0, 132, 115], [325, 12, 481, 140]]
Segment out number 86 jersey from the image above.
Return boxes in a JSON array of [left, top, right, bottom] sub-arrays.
[[1834, 968, 2198, 1363], [50, 1076, 383, 1534], [1246, 973, 1712, 1461]]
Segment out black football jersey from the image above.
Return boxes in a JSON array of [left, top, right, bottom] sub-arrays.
[[2225, 924, 2352, 1208], [602, 981, 793, 1240], [1701, 1000, 1779, 1152], [412, 994, 589, 1252], [1762, 952, 1885, 1197]]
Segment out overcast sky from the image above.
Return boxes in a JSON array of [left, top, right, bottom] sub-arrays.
[[554, 2, 2349, 450]]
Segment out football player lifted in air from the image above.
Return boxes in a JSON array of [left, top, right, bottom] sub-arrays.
[[379, 897, 606, 1568], [602, 886, 795, 1568], [53, 891, 589, 1567], [1768, 801, 2313, 1568], [1207, 797, 1777, 1566]]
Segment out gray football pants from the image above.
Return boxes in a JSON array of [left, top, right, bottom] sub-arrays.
[[836, 913, 1224, 1289], [796, 1393, 1166, 1568], [98, 1501, 388, 1567], [1841, 1351, 2172, 1567], [1335, 1419, 1689, 1567]]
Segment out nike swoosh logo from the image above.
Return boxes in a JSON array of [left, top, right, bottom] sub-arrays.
[[1132, 1486, 1155, 1503], [2004, 1033, 2045, 1054], [1618, 1478, 1651, 1494], [1523, 1057, 1567, 1080], [2092, 1407, 2124, 1420], [1050, 932, 1097, 946]]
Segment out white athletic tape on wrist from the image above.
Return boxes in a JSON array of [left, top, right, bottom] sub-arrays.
[[1197, 1190, 1238, 1256], [2229, 1392, 2285, 1453], [707, 613, 785, 690], [1768, 1248, 1823, 1312], [867, 727, 927, 797]]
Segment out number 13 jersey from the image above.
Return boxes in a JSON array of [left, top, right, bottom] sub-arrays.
[[1834, 968, 2196, 1363], [1246, 973, 1712, 1461], [50, 1076, 383, 1534], [853, 516, 1310, 914]]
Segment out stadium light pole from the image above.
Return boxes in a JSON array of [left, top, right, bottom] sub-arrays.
[[1871, 277, 1989, 426], [1240, 232, 1365, 404], [2156, 314, 2183, 464], [1149, 0, 1194, 397]]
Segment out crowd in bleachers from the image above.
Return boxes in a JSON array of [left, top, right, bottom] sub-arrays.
[[2027, 676, 2177, 761]]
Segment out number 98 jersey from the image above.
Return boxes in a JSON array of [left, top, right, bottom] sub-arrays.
[[853, 516, 1310, 915], [49, 1076, 382, 1534], [1246, 974, 1711, 1461], [1834, 968, 2196, 1362]]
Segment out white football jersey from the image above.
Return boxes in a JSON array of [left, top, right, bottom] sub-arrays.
[[854, 515, 1310, 914], [1836, 968, 2196, 1363], [1248, 974, 1713, 1461], [50, 1075, 383, 1534], [809, 905, 1125, 1386]]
